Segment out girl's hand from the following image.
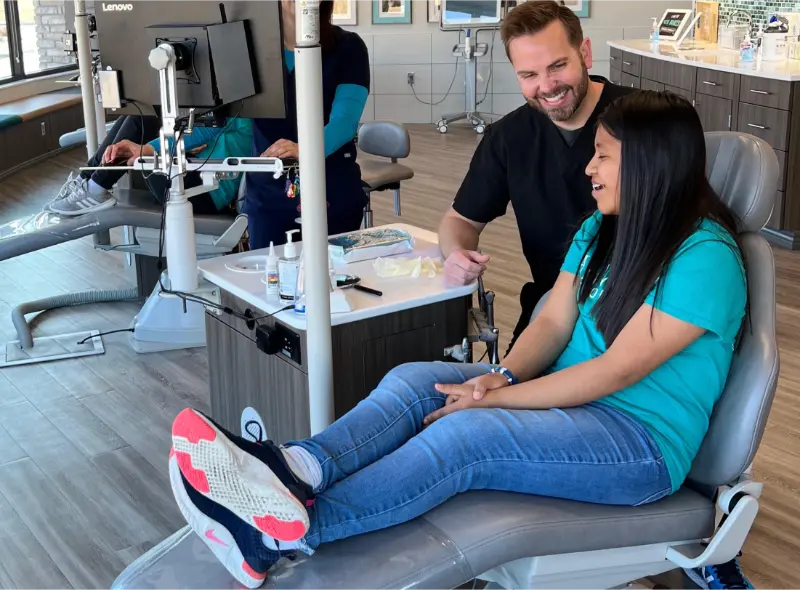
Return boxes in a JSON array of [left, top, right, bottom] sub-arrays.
[[422, 372, 509, 426]]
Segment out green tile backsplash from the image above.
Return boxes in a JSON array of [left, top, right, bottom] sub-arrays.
[[718, 0, 800, 33]]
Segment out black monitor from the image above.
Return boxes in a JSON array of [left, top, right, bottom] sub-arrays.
[[85, 1, 285, 120]]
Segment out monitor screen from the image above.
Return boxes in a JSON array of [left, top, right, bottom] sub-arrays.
[[441, 0, 502, 27]]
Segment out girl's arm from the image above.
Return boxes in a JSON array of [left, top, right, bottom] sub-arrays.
[[483, 302, 705, 410], [501, 271, 581, 383], [149, 126, 223, 154]]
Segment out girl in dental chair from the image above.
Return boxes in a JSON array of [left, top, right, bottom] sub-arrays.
[[167, 91, 748, 588]]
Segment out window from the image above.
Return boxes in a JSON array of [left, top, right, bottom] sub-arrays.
[[1, 0, 77, 85]]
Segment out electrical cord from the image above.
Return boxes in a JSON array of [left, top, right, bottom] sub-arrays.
[[77, 328, 134, 345], [476, 28, 497, 107], [410, 30, 461, 106]]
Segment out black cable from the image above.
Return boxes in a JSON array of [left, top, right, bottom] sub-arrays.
[[77, 328, 134, 345], [411, 31, 461, 107], [476, 28, 496, 107]]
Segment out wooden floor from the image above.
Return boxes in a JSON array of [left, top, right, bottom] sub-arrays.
[[0, 124, 797, 588]]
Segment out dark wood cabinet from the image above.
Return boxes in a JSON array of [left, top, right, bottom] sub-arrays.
[[695, 94, 733, 132], [641, 78, 664, 92], [620, 72, 640, 89]]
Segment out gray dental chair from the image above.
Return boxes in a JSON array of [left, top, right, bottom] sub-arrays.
[[110, 131, 779, 590], [358, 121, 414, 228]]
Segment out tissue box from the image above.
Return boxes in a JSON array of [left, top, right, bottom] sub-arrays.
[[328, 228, 414, 264]]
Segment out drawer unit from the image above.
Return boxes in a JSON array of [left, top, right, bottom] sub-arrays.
[[609, 66, 621, 85], [665, 84, 692, 101], [739, 77, 793, 110], [641, 78, 664, 92], [695, 94, 733, 132], [695, 68, 737, 100], [737, 103, 790, 151], [609, 46, 623, 68], [641, 58, 695, 91], [620, 72, 640, 89], [776, 149, 787, 191], [620, 52, 641, 76]]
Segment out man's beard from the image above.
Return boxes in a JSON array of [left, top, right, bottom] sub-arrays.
[[526, 61, 590, 122]]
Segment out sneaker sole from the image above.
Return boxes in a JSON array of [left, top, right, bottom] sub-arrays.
[[50, 199, 117, 216], [172, 408, 310, 542], [168, 451, 266, 589]]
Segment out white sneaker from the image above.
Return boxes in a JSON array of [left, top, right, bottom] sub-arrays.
[[47, 173, 117, 216], [240, 406, 267, 443]]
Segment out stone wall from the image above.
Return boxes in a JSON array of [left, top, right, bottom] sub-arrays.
[[33, 0, 77, 71]]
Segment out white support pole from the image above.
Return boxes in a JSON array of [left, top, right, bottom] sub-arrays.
[[295, 0, 335, 434], [74, 0, 98, 157]]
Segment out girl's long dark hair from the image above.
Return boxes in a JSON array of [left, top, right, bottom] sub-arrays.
[[579, 90, 746, 347]]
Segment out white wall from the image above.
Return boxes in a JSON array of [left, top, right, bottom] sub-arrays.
[[342, 0, 691, 125]]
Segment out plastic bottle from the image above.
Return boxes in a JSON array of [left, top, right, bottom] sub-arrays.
[[740, 32, 754, 62], [265, 241, 279, 304], [650, 17, 660, 42], [278, 229, 301, 302], [293, 254, 306, 315]]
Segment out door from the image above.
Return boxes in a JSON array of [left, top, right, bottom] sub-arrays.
[[694, 94, 732, 132]]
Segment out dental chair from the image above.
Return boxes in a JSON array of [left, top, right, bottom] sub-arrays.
[[358, 121, 413, 228], [110, 131, 778, 590]]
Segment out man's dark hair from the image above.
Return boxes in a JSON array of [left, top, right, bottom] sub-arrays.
[[500, 0, 583, 59]]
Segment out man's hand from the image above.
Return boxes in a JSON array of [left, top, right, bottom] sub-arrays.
[[262, 139, 299, 160], [422, 372, 508, 426], [444, 249, 490, 285]]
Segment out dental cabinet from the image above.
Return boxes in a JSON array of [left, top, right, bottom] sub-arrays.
[[609, 39, 800, 249], [197, 224, 476, 442]]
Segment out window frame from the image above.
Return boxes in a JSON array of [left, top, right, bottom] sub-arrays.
[[0, 0, 78, 86]]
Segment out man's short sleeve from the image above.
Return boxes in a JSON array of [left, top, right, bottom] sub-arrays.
[[451, 125, 510, 223], [561, 211, 602, 276], [645, 227, 747, 342]]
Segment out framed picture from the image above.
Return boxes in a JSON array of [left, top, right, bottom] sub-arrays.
[[332, 0, 357, 25], [504, 0, 589, 18], [428, 0, 442, 23], [373, 0, 412, 24]]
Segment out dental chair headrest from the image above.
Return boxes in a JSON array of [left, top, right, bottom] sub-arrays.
[[705, 132, 779, 233]]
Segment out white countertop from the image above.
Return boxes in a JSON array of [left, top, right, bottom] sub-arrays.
[[197, 223, 477, 331], [608, 39, 800, 81]]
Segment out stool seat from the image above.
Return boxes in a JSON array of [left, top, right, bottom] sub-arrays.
[[360, 158, 414, 190]]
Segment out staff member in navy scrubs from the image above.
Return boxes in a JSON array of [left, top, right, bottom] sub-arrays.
[[245, 0, 370, 249]]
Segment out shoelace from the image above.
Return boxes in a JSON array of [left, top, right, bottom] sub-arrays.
[[244, 420, 265, 442], [706, 562, 749, 589]]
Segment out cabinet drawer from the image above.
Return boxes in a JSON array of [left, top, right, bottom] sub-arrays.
[[695, 94, 733, 132], [640, 58, 695, 91], [609, 46, 623, 67], [665, 84, 692, 101], [641, 78, 664, 92], [767, 190, 784, 230], [695, 68, 737, 100], [739, 77, 793, 110], [620, 72, 640, 89], [620, 52, 641, 76], [737, 103, 790, 151], [609, 66, 621, 85]]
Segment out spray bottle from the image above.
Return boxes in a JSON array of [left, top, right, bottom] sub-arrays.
[[265, 241, 279, 304], [650, 17, 660, 42], [278, 229, 301, 302]]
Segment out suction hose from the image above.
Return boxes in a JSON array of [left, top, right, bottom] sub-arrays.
[[11, 288, 140, 349]]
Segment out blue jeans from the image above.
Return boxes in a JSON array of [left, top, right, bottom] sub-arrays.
[[288, 362, 672, 548]]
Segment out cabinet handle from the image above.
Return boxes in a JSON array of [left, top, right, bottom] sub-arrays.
[[728, 114, 732, 129], [41, 122, 46, 136], [623, 60, 633, 66], [747, 123, 767, 129], [701, 80, 719, 86], [749, 89, 771, 95], [610, 56, 617, 61]]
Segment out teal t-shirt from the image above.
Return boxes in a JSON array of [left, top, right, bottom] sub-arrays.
[[551, 211, 747, 491], [149, 117, 253, 210]]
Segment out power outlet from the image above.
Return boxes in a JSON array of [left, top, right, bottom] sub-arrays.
[[407, 72, 415, 86]]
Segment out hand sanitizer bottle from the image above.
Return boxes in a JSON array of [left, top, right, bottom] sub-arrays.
[[278, 229, 301, 302], [650, 17, 660, 42], [740, 32, 755, 62]]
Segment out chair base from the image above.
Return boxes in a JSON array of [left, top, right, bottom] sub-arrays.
[[436, 111, 491, 134]]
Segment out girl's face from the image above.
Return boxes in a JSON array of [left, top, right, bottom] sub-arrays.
[[585, 125, 621, 215]]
